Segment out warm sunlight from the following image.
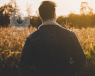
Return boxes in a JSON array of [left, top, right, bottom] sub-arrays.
[[0, 0, 95, 16], [16, 0, 95, 16], [1, 0, 95, 76]]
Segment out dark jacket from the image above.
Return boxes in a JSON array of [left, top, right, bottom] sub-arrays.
[[20, 22, 86, 76]]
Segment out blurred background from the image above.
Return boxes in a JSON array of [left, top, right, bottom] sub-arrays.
[[0, 0, 95, 76]]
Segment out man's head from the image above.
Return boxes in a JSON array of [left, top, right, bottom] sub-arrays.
[[38, 1, 57, 22]]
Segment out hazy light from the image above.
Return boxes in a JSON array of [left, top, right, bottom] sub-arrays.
[[0, 0, 95, 16]]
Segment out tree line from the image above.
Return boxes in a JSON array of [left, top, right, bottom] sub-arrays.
[[57, 14, 95, 28], [0, 0, 95, 28]]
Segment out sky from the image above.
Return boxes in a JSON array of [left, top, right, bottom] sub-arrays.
[[0, 0, 95, 17]]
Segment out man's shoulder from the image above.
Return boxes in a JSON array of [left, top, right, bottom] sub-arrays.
[[26, 28, 44, 41], [59, 26, 75, 36], [27, 29, 39, 39]]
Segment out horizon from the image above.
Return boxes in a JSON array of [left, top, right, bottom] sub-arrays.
[[0, 0, 95, 17]]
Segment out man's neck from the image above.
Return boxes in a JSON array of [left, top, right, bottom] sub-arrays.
[[42, 19, 56, 23]]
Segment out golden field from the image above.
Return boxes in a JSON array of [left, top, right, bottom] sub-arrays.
[[1, 26, 95, 55], [0, 26, 95, 76]]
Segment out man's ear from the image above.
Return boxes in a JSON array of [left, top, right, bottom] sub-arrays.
[[39, 15, 42, 20], [39, 15, 43, 22], [54, 12, 56, 21]]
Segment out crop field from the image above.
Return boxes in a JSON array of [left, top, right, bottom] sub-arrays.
[[0, 26, 95, 76]]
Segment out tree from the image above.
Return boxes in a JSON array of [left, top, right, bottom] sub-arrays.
[[80, 2, 93, 15], [26, 3, 32, 17], [0, 0, 19, 27], [56, 16, 66, 27], [30, 16, 42, 28]]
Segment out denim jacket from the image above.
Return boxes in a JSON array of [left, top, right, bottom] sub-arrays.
[[20, 22, 86, 76]]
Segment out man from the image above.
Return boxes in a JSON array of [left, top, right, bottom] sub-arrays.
[[20, 1, 86, 76]]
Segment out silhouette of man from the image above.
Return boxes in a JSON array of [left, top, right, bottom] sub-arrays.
[[20, 1, 86, 76]]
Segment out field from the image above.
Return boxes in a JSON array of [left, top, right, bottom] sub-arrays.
[[0, 26, 95, 76]]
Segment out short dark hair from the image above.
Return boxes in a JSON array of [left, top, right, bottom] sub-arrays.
[[38, 1, 56, 20]]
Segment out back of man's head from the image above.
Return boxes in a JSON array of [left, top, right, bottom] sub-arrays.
[[38, 1, 56, 21]]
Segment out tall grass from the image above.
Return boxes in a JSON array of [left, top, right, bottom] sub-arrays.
[[0, 26, 95, 76], [0, 26, 36, 53]]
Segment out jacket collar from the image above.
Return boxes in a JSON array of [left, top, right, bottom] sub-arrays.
[[38, 21, 61, 29]]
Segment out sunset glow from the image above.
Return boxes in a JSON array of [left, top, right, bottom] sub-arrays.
[[0, 0, 95, 16]]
